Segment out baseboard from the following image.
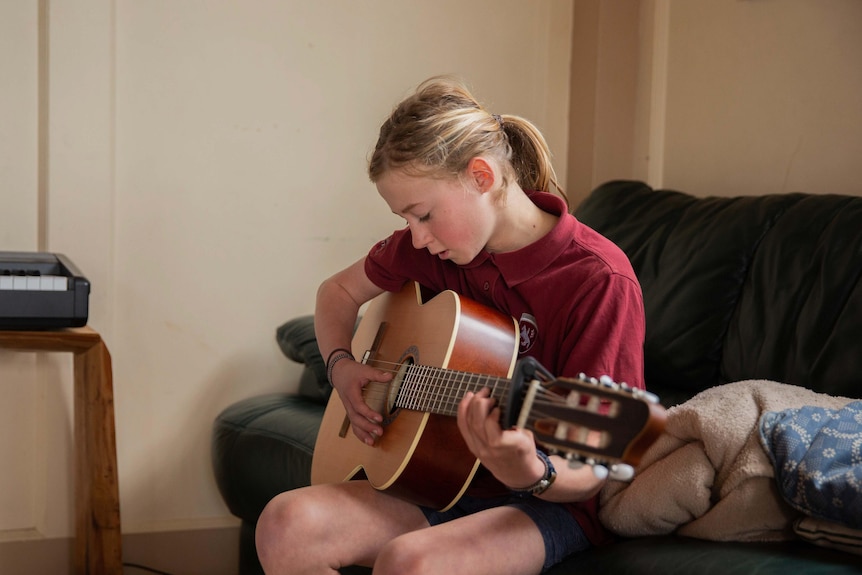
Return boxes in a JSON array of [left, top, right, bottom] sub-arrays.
[[0, 524, 240, 575]]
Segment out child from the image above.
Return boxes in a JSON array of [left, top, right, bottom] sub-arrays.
[[255, 76, 646, 575]]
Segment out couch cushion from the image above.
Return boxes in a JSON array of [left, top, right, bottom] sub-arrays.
[[275, 315, 331, 403], [575, 181, 862, 403], [547, 535, 862, 575], [725, 193, 862, 398], [211, 393, 324, 522]]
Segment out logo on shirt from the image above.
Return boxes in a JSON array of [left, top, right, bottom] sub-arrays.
[[518, 313, 538, 354]]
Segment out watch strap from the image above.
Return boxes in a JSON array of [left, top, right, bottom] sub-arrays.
[[509, 449, 557, 496]]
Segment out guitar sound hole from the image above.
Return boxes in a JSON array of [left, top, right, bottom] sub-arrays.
[[374, 357, 412, 426]]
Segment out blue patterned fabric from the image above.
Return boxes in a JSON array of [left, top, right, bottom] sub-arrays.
[[759, 401, 862, 529]]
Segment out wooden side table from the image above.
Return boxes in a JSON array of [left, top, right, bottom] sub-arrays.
[[0, 326, 122, 575]]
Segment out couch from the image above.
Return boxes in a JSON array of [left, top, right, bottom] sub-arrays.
[[212, 180, 862, 574]]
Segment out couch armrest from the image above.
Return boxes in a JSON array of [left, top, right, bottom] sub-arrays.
[[276, 315, 331, 403]]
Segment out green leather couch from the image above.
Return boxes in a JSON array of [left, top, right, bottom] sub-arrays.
[[212, 181, 862, 574]]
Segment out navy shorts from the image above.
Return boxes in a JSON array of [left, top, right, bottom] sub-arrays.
[[421, 494, 591, 572]]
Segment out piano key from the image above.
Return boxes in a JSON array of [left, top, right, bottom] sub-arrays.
[[48, 275, 68, 290], [0, 274, 68, 291]]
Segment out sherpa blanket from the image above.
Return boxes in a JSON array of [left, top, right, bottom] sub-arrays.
[[599, 380, 855, 542]]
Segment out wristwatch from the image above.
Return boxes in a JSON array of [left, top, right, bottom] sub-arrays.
[[510, 449, 557, 496]]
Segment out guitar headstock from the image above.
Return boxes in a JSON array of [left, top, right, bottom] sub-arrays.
[[504, 358, 667, 481]]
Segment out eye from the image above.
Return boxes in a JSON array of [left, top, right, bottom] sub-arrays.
[[418, 212, 431, 223]]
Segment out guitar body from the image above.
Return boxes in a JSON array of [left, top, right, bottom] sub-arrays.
[[311, 282, 520, 511]]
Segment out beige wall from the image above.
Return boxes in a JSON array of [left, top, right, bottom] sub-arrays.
[[0, 0, 573, 554], [571, 0, 862, 202], [658, 0, 862, 197]]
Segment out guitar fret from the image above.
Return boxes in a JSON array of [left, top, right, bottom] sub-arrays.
[[446, 370, 469, 417], [433, 367, 448, 414], [490, 374, 507, 402], [433, 367, 447, 413], [428, 366, 439, 411], [402, 364, 421, 410], [447, 369, 463, 416], [423, 365, 437, 411], [406, 364, 419, 410], [397, 362, 514, 417], [416, 364, 431, 411], [470, 372, 482, 394]]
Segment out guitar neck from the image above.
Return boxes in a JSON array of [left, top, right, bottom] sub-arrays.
[[395, 364, 510, 417]]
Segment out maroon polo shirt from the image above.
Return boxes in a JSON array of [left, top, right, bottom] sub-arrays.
[[364, 190, 646, 545]]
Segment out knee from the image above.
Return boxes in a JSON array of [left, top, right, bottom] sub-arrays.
[[255, 491, 323, 572], [374, 535, 434, 575], [255, 493, 290, 571]]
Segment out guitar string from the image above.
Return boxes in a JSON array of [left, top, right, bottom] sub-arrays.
[[349, 359, 579, 420], [349, 364, 609, 455], [340, 361, 623, 458], [335, 360, 644, 461]]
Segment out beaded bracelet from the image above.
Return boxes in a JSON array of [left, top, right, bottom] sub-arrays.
[[509, 449, 557, 497], [325, 347, 355, 385]]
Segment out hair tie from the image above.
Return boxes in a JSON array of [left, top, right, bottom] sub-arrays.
[[492, 114, 504, 128]]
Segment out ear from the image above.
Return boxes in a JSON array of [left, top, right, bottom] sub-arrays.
[[467, 157, 496, 193]]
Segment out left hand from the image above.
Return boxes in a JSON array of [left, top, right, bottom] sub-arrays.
[[456, 388, 546, 490]]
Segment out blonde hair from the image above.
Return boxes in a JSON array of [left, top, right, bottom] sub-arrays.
[[368, 76, 567, 206]]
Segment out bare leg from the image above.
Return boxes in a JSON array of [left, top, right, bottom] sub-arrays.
[[373, 505, 546, 575], [255, 481, 429, 574]]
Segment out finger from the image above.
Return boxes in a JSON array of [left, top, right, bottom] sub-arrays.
[[459, 391, 488, 428], [457, 392, 481, 446], [351, 394, 384, 424], [342, 400, 383, 443], [334, 386, 383, 444], [350, 420, 380, 446], [376, 369, 394, 381], [482, 405, 504, 442], [335, 372, 384, 424], [465, 388, 495, 429], [346, 398, 384, 437], [458, 390, 498, 453]]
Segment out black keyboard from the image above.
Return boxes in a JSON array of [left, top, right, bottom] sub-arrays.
[[0, 251, 90, 329]]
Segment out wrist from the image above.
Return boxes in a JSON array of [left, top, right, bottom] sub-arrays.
[[325, 347, 355, 385], [507, 449, 557, 497]]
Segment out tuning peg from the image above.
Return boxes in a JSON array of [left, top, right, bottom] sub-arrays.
[[608, 464, 635, 482], [591, 464, 609, 480], [599, 375, 617, 388], [566, 455, 585, 470], [577, 372, 598, 385]]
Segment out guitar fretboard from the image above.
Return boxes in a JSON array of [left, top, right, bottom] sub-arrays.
[[396, 364, 510, 416]]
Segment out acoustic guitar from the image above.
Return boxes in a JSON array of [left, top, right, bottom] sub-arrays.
[[311, 282, 666, 511]]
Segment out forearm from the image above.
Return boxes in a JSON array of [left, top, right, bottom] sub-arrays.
[[314, 278, 362, 361], [536, 454, 606, 503], [313, 258, 382, 361]]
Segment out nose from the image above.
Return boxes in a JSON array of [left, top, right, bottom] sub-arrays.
[[410, 224, 432, 250]]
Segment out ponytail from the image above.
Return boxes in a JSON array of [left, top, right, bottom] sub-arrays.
[[369, 76, 567, 207]]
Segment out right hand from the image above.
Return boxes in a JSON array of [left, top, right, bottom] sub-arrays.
[[329, 357, 393, 446]]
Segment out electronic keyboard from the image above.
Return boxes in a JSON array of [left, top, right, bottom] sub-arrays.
[[0, 251, 90, 329]]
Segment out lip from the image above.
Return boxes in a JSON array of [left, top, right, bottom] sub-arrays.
[[433, 250, 449, 260]]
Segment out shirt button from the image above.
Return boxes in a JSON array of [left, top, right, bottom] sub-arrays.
[[483, 281, 490, 290]]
